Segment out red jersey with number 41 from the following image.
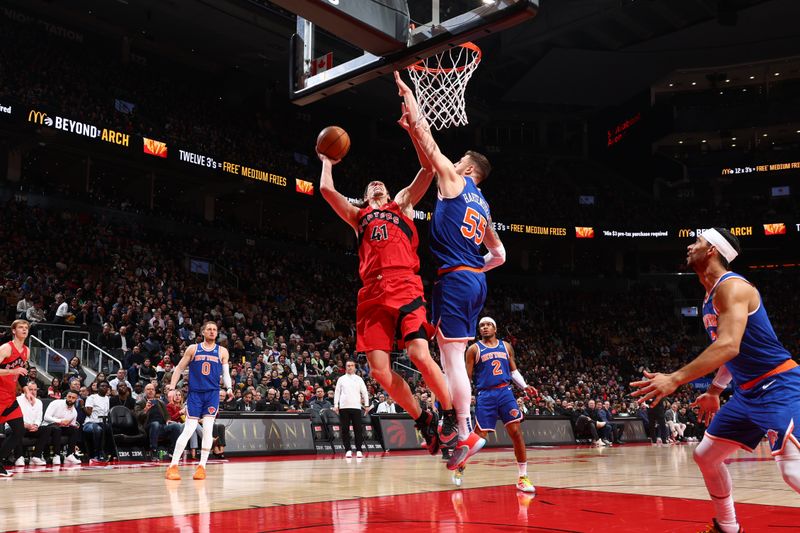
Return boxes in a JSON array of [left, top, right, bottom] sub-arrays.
[[0, 341, 28, 405], [357, 201, 420, 283]]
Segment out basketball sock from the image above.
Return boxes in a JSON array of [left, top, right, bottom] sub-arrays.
[[198, 417, 215, 467], [694, 437, 740, 531], [775, 438, 800, 493], [170, 418, 199, 467], [437, 335, 471, 439], [517, 462, 527, 477]]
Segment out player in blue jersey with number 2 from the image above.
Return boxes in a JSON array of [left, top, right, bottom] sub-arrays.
[[395, 71, 507, 471], [165, 321, 233, 481], [631, 228, 800, 533], [455, 316, 538, 491]]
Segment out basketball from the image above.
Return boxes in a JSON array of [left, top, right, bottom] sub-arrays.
[[316, 126, 350, 161]]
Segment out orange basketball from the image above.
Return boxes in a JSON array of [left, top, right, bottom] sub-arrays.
[[316, 126, 350, 161]]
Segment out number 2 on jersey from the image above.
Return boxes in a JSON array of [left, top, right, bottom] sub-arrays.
[[491, 360, 503, 376], [460, 207, 487, 245]]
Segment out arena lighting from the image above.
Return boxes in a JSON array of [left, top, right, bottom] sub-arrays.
[[732, 137, 737, 140], [732, 144, 736, 147], [725, 79, 730, 83], [774, 72, 780, 76], [691, 82, 697, 86], [668, 83, 674, 87], [763, 133, 768, 137], [678, 140, 684, 144], [702, 139, 707, 143], [749, 75, 755, 79]]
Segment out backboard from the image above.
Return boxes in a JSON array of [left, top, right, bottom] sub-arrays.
[[273, 0, 538, 105]]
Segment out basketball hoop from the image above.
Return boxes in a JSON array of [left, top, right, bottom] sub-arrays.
[[406, 42, 481, 131]]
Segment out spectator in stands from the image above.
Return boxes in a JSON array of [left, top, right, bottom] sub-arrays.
[[258, 389, 282, 412], [139, 358, 157, 383], [279, 389, 295, 411], [53, 294, 72, 324], [678, 406, 698, 442], [82, 381, 115, 463], [16, 293, 34, 320], [108, 369, 132, 394], [237, 390, 258, 412], [48, 378, 62, 399], [109, 383, 136, 410], [135, 383, 181, 460], [584, 399, 613, 446], [27, 368, 44, 397], [131, 382, 145, 401], [293, 392, 309, 412], [376, 396, 397, 414], [308, 387, 332, 411], [41, 390, 82, 465], [256, 376, 271, 398], [665, 402, 686, 443], [65, 357, 86, 387], [26, 300, 46, 324], [12, 383, 44, 466]]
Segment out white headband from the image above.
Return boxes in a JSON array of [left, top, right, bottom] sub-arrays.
[[478, 317, 496, 328], [701, 229, 738, 263]]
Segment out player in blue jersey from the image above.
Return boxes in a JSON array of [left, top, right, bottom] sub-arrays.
[[395, 72, 507, 470], [165, 321, 234, 481], [455, 317, 538, 491], [631, 228, 800, 533]]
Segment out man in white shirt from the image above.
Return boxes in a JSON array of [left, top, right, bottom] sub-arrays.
[[83, 381, 115, 463], [334, 361, 369, 458], [38, 390, 82, 465], [54, 294, 72, 324], [108, 369, 132, 394], [13, 382, 44, 466], [376, 396, 397, 414]]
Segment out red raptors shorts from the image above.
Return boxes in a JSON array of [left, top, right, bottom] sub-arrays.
[[356, 273, 433, 353], [0, 400, 22, 425]]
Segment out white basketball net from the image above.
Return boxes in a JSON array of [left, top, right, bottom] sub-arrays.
[[407, 42, 481, 130]]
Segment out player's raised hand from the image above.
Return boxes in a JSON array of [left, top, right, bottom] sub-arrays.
[[317, 152, 341, 165], [630, 371, 679, 406], [394, 70, 413, 97], [397, 102, 411, 132], [690, 392, 721, 426]]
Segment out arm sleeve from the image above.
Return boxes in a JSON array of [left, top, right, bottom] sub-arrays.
[[482, 244, 506, 273], [222, 363, 232, 390], [711, 365, 733, 389], [511, 369, 528, 389]]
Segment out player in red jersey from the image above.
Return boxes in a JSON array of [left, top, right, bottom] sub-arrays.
[[317, 110, 458, 455], [0, 319, 31, 477]]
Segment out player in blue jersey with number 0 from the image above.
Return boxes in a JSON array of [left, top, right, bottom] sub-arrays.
[[395, 72, 507, 471], [631, 228, 800, 533], [165, 321, 233, 481]]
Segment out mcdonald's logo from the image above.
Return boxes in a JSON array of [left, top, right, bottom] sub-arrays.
[[28, 109, 53, 127], [763, 223, 786, 236], [143, 137, 168, 158], [678, 228, 695, 238], [295, 179, 314, 196]]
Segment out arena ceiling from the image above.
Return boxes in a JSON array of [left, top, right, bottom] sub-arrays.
[[8, 0, 800, 111]]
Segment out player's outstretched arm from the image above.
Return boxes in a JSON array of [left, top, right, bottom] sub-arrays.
[[394, 72, 461, 195], [631, 280, 751, 405], [169, 344, 196, 391], [318, 153, 359, 232], [481, 220, 506, 272], [395, 168, 435, 214]]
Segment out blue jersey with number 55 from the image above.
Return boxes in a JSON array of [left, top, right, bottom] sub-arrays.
[[430, 176, 490, 271], [189, 343, 222, 392]]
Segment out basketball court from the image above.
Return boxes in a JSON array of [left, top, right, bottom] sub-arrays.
[[1, 442, 798, 532]]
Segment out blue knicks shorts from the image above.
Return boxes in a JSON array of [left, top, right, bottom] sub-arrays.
[[187, 389, 220, 419], [706, 367, 800, 455], [475, 385, 523, 432], [432, 269, 487, 340]]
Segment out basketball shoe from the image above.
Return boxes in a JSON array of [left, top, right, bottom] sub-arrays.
[[446, 432, 486, 471], [438, 410, 459, 450], [193, 466, 206, 480], [516, 475, 536, 493], [415, 411, 440, 455], [0, 464, 12, 477], [165, 465, 181, 480], [699, 519, 743, 533]]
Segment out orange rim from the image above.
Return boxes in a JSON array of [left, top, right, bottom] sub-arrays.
[[407, 41, 482, 74]]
